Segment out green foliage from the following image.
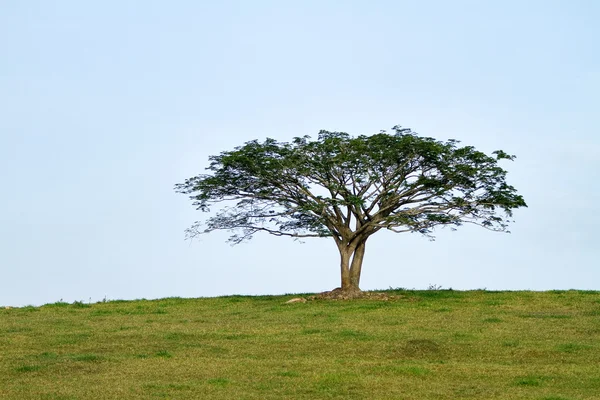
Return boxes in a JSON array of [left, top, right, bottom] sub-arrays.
[[176, 126, 526, 244]]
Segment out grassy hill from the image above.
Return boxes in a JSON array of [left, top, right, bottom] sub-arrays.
[[1, 290, 599, 399]]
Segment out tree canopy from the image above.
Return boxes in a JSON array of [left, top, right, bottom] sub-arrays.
[[176, 126, 526, 293]]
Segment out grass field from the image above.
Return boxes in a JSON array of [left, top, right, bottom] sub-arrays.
[[1, 290, 599, 399]]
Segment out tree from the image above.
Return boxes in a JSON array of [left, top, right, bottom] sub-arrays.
[[175, 126, 526, 294]]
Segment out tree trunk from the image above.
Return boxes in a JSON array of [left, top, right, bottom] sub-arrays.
[[339, 246, 353, 291], [338, 239, 367, 292], [349, 240, 366, 289]]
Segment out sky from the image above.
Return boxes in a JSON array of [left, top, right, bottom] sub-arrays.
[[1, 1, 598, 307]]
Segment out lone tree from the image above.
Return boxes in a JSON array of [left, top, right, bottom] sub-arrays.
[[175, 126, 526, 294]]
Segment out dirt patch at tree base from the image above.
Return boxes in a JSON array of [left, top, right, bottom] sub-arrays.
[[311, 288, 404, 301], [283, 288, 414, 303]]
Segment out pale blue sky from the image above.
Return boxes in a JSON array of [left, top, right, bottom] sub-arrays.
[[1, 1, 598, 306]]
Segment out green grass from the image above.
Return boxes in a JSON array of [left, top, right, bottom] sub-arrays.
[[1, 290, 599, 399]]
